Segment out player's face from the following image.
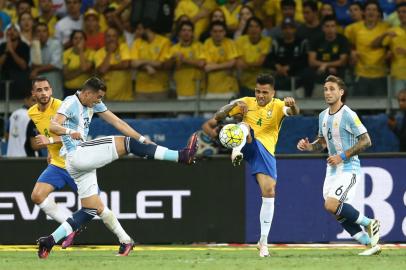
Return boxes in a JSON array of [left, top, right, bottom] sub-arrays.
[[255, 83, 274, 107], [398, 92, 406, 111], [32, 80, 52, 105], [323, 82, 343, 105], [83, 89, 105, 107]]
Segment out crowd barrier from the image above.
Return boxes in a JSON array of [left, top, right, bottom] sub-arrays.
[[0, 155, 404, 244]]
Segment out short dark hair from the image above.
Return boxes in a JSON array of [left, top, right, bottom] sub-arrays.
[[34, 22, 48, 32], [70, 29, 87, 42], [350, 2, 363, 9], [243, 17, 264, 35], [322, 15, 337, 26], [325, 75, 347, 102], [31, 77, 51, 89], [82, 77, 107, 92], [177, 20, 194, 36], [256, 73, 275, 87], [303, 0, 318, 12], [209, 20, 227, 31], [363, 0, 383, 18], [281, 0, 296, 8]]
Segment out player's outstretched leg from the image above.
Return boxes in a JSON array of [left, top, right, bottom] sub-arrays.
[[231, 123, 250, 166], [124, 132, 198, 165]]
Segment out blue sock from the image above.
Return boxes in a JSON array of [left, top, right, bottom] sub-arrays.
[[338, 218, 363, 236], [353, 232, 371, 245], [336, 203, 361, 223], [52, 208, 97, 243], [125, 137, 179, 161]]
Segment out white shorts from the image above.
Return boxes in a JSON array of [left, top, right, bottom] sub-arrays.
[[323, 171, 359, 204], [66, 136, 119, 199]]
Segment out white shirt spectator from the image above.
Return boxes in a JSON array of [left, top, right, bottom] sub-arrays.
[[6, 107, 30, 157], [55, 15, 83, 45]]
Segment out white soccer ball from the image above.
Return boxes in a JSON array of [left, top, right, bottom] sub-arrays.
[[219, 124, 244, 149]]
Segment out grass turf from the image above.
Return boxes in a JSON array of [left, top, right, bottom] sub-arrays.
[[0, 246, 405, 270]]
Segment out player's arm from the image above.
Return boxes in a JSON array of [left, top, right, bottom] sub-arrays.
[[50, 113, 82, 140], [297, 137, 327, 152], [343, 132, 372, 159], [214, 100, 247, 121], [34, 134, 62, 147], [283, 97, 299, 116], [98, 110, 153, 144], [202, 118, 219, 139]]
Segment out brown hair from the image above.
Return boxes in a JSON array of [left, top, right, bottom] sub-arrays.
[[325, 75, 347, 102]]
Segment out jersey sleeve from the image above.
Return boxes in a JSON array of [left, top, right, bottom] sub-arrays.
[[228, 97, 247, 116], [26, 120, 38, 138], [57, 97, 76, 118], [94, 101, 108, 113], [345, 110, 367, 136]]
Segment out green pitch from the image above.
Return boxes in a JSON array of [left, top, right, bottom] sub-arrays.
[[0, 246, 405, 270]]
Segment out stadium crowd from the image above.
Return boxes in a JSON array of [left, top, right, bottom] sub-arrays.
[[0, 0, 405, 101]]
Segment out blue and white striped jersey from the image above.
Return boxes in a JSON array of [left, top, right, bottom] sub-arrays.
[[318, 105, 367, 176], [57, 93, 107, 155]]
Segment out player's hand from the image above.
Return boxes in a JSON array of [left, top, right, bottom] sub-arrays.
[[284, 97, 296, 107], [70, 131, 82, 140], [235, 101, 248, 115], [34, 135, 49, 147], [327, 154, 343, 166], [47, 154, 52, 164], [297, 137, 311, 151]]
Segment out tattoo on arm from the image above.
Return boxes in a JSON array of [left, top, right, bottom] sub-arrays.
[[214, 103, 237, 121], [311, 137, 327, 152], [345, 133, 372, 158]]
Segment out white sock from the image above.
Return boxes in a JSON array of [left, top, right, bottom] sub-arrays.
[[234, 123, 250, 152], [259, 197, 275, 245], [38, 197, 70, 223], [99, 207, 132, 244]]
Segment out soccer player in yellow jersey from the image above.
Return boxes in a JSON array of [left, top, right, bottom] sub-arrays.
[[29, 78, 136, 256], [215, 74, 299, 257]]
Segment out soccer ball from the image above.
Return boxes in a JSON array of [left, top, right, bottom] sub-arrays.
[[219, 124, 244, 149]]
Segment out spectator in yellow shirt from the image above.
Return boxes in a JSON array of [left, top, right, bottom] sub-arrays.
[[219, 0, 242, 33], [347, 1, 389, 96], [37, 0, 58, 38], [372, 2, 406, 96], [175, 0, 218, 40], [63, 30, 95, 97], [130, 20, 171, 100], [94, 26, 133, 101], [167, 21, 205, 99], [203, 21, 239, 99], [236, 17, 271, 97]]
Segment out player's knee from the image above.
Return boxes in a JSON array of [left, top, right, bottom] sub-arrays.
[[262, 186, 275, 197], [324, 200, 339, 214], [31, 190, 46, 205]]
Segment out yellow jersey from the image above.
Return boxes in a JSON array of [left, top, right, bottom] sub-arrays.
[[346, 21, 389, 78], [219, 4, 242, 31], [28, 98, 65, 169], [130, 35, 171, 94], [167, 41, 205, 97], [63, 48, 95, 89], [383, 26, 406, 79], [175, 0, 218, 39], [94, 43, 133, 101], [202, 37, 240, 94], [229, 97, 286, 155], [236, 35, 271, 89]]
